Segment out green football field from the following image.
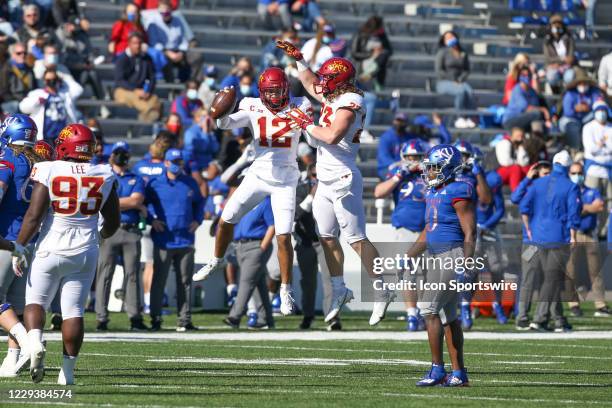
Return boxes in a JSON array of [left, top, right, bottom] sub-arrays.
[[1, 306, 611, 408]]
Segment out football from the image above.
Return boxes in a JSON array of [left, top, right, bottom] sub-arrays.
[[209, 86, 237, 119]]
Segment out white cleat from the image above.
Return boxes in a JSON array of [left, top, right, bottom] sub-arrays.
[[57, 367, 74, 385], [193, 259, 225, 282], [324, 287, 355, 323], [369, 290, 396, 326], [14, 349, 31, 375], [29, 341, 46, 383], [279, 289, 295, 316], [0, 355, 18, 378]]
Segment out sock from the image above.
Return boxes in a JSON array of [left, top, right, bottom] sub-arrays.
[[432, 362, 445, 371], [62, 355, 77, 374], [27, 329, 43, 344], [407, 307, 418, 317], [492, 301, 499, 308], [226, 284, 237, 296], [247, 297, 257, 315], [6, 347, 20, 364], [213, 256, 224, 264], [280, 283, 291, 293], [9, 322, 28, 349], [144, 292, 150, 306], [330, 276, 345, 291], [461, 301, 470, 307]]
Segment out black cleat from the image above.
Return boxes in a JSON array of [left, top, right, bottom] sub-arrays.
[[569, 306, 583, 317], [594, 306, 612, 317], [326, 318, 342, 331], [150, 318, 162, 332], [515, 319, 530, 331], [130, 319, 150, 331], [299, 316, 314, 330], [222, 317, 240, 329], [96, 320, 108, 331], [176, 323, 199, 332]]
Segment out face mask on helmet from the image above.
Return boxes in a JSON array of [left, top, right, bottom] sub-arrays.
[[263, 87, 287, 110]]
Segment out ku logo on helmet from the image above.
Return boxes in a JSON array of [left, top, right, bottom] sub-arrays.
[[437, 147, 455, 161]]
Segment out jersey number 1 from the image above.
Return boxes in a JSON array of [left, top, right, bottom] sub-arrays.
[[51, 176, 104, 216], [258, 117, 292, 148]]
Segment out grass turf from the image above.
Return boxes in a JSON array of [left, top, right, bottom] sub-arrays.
[[0, 304, 611, 407]]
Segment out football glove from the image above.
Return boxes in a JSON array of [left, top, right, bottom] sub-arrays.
[[276, 40, 304, 61], [285, 108, 314, 130], [11, 242, 29, 278]]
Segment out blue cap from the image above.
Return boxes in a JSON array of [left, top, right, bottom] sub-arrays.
[[165, 148, 183, 161], [111, 141, 130, 153], [204, 65, 218, 77], [394, 112, 408, 122], [413, 114, 434, 128]]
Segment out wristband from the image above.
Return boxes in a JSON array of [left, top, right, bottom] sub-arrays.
[[296, 59, 309, 73], [306, 124, 316, 134]]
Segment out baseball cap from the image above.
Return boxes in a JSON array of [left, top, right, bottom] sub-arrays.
[[592, 100, 608, 112], [552, 150, 571, 167], [204, 65, 218, 77], [323, 24, 335, 33], [413, 114, 434, 128], [111, 141, 130, 153], [165, 148, 183, 161], [394, 112, 408, 122]]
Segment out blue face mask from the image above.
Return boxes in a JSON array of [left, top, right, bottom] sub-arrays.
[[519, 75, 531, 85], [240, 85, 251, 96], [446, 37, 458, 48], [168, 162, 182, 174], [322, 36, 332, 45], [127, 12, 136, 22], [205, 78, 216, 87], [570, 174, 584, 185]]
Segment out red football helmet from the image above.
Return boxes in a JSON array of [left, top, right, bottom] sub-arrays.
[[55, 124, 95, 162], [258, 67, 289, 112], [34, 140, 54, 161], [314, 57, 356, 95]]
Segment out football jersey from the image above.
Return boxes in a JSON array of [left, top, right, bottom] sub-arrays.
[[316, 92, 365, 182], [0, 147, 35, 240], [220, 96, 312, 184], [425, 180, 476, 254], [30, 160, 115, 255], [386, 166, 426, 233]]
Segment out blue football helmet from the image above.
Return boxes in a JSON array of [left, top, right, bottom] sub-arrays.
[[472, 146, 484, 163], [422, 144, 463, 187], [0, 114, 37, 148], [400, 139, 426, 161], [453, 140, 474, 158]]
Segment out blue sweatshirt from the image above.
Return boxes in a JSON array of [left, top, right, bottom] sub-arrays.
[[476, 171, 505, 230]]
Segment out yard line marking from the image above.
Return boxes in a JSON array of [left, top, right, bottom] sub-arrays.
[[146, 357, 431, 366], [521, 341, 612, 350], [382, 392, 609, 405], [494, 361, 562, 365]]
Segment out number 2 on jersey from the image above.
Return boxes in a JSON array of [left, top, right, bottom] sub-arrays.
[[51, 176, 104, 216], [257, 117, 293, 148]]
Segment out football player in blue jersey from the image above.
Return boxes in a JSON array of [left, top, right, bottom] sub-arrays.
[[470, 147, 508, 326], [374, 139, 426, 331], [0, 113, 45, 377], [406, 144, 476, 387]]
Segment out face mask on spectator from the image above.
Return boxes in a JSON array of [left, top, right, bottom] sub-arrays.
[[446, 37, 458, 48], [127, 12, 136, 22], [322, 36, 332, 44], [205, 78, 216, 87], [186, 89, 198, 100], [595, 110, 608, 123], [45, 78, 58, 89], [166, 122, 180, 134], [519, 75, 531, 85], [161, 11, 172, 21], [240, 85, 251, 96], [577, 84, 588, 94], [551, 26, 562, 35], [569, 173, 584, 185], [45, 54, 58, 65], [168, 161, 182, 174], [113, 150, 130, 167], [393, 123, 406, 133]]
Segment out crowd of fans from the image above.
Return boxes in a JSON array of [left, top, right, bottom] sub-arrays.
[[0, 0, 610, 331]]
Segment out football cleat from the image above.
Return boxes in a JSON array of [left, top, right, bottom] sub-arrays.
[[324, 287, 354, 323], [29, 341, 46, 383], [279, 288, 296, 316], [222, 316, 240, 329], [300, 316, 314, 330], [271, 294, 281, 316], [461, 304, 473, 330], [0, 354, 18, 378], [493, 303, 508, 325], [193, 259, 225, 282], [594, 306, 611, 317], [529, 322, 552, 332], [569, 306, 583, 317], [416, 364, 447, 387], [554, 318, 572, 333], [369, 290, 396, 326], [176, 323, 199, 332], [515, 319, 531, 331], [407, 315, 419, 332], [246, 313, 258, 328], [443, 369, 469, 387], [326, 318, 342, 331]]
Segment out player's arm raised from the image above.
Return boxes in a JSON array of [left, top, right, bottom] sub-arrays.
[[100, 185, 120, 239], [276, 40, 322, 102]]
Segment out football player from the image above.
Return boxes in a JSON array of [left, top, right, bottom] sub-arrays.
[[406, 144, 475, 387], [275, 42, 394, 324], [12, 124, 120, 385], [374, 140, 426, 331], [192, 67, 313, 316], [0, 114, 44, 377]]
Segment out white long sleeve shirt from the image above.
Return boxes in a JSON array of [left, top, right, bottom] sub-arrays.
[[495, 138, 530, 167], [598, 52, 612, 97], [582, 119, 612, 179]]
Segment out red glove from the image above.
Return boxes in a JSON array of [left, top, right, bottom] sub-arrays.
[[286, 108, 314, 130], [276, 40, 304, 60]]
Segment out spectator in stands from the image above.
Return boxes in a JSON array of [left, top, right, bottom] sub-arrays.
[[376, 112, 419, 179], [90, 118, 113, 165], [301, 23, 334, 72], [412, 113, 452, 146], [560, 72, 603, 149], [56, 15, 105, 102], [171, 80, 203, 128], [584, 0, 599, 40], [113, 32, 161, 123], [598, 50, 612, 99], [503, 53, 537, 106], [496, 127, 531, 191], [19, 67, 82, 143], [220, 57, 255, 90], [566, 161, 610, 317], [197, 65, 218, 107], [12, 5, 57, 49], [163, 112, 183, 146], [33, 43, 78, 86], [147, 0, 190, 82], [146, 148, 204, 331], [502, 66, 551, 132], [291, 0, 324, 32], [0, 42, 35, 114], [582, 100, 612, 239], [543, 15, 576, 93], [261, 27, 298, 71], [51, 0, 89, 31], [350, 16, 392, 87], [109, 3, 147, 58], [135, 0, 178, 9], [358, 38, 387, 141], [257, 0, 292, 31], [435, 31, 476, 129], [237, 74, 257, 101]]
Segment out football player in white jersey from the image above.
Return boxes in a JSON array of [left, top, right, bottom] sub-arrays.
[[276, 42, 395, 325], [193, 67, 313, 316], [12, 124, 120, 385]]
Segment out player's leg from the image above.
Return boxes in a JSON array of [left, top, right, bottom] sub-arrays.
[[193, 174, 267, 281], [0, 303, 28, 377], [270, 183, 297, 315], [141, 226, 155, 314], [57, 248, 98, 385], [0, 250, 21, 374], [395, 228, 423, 331]]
